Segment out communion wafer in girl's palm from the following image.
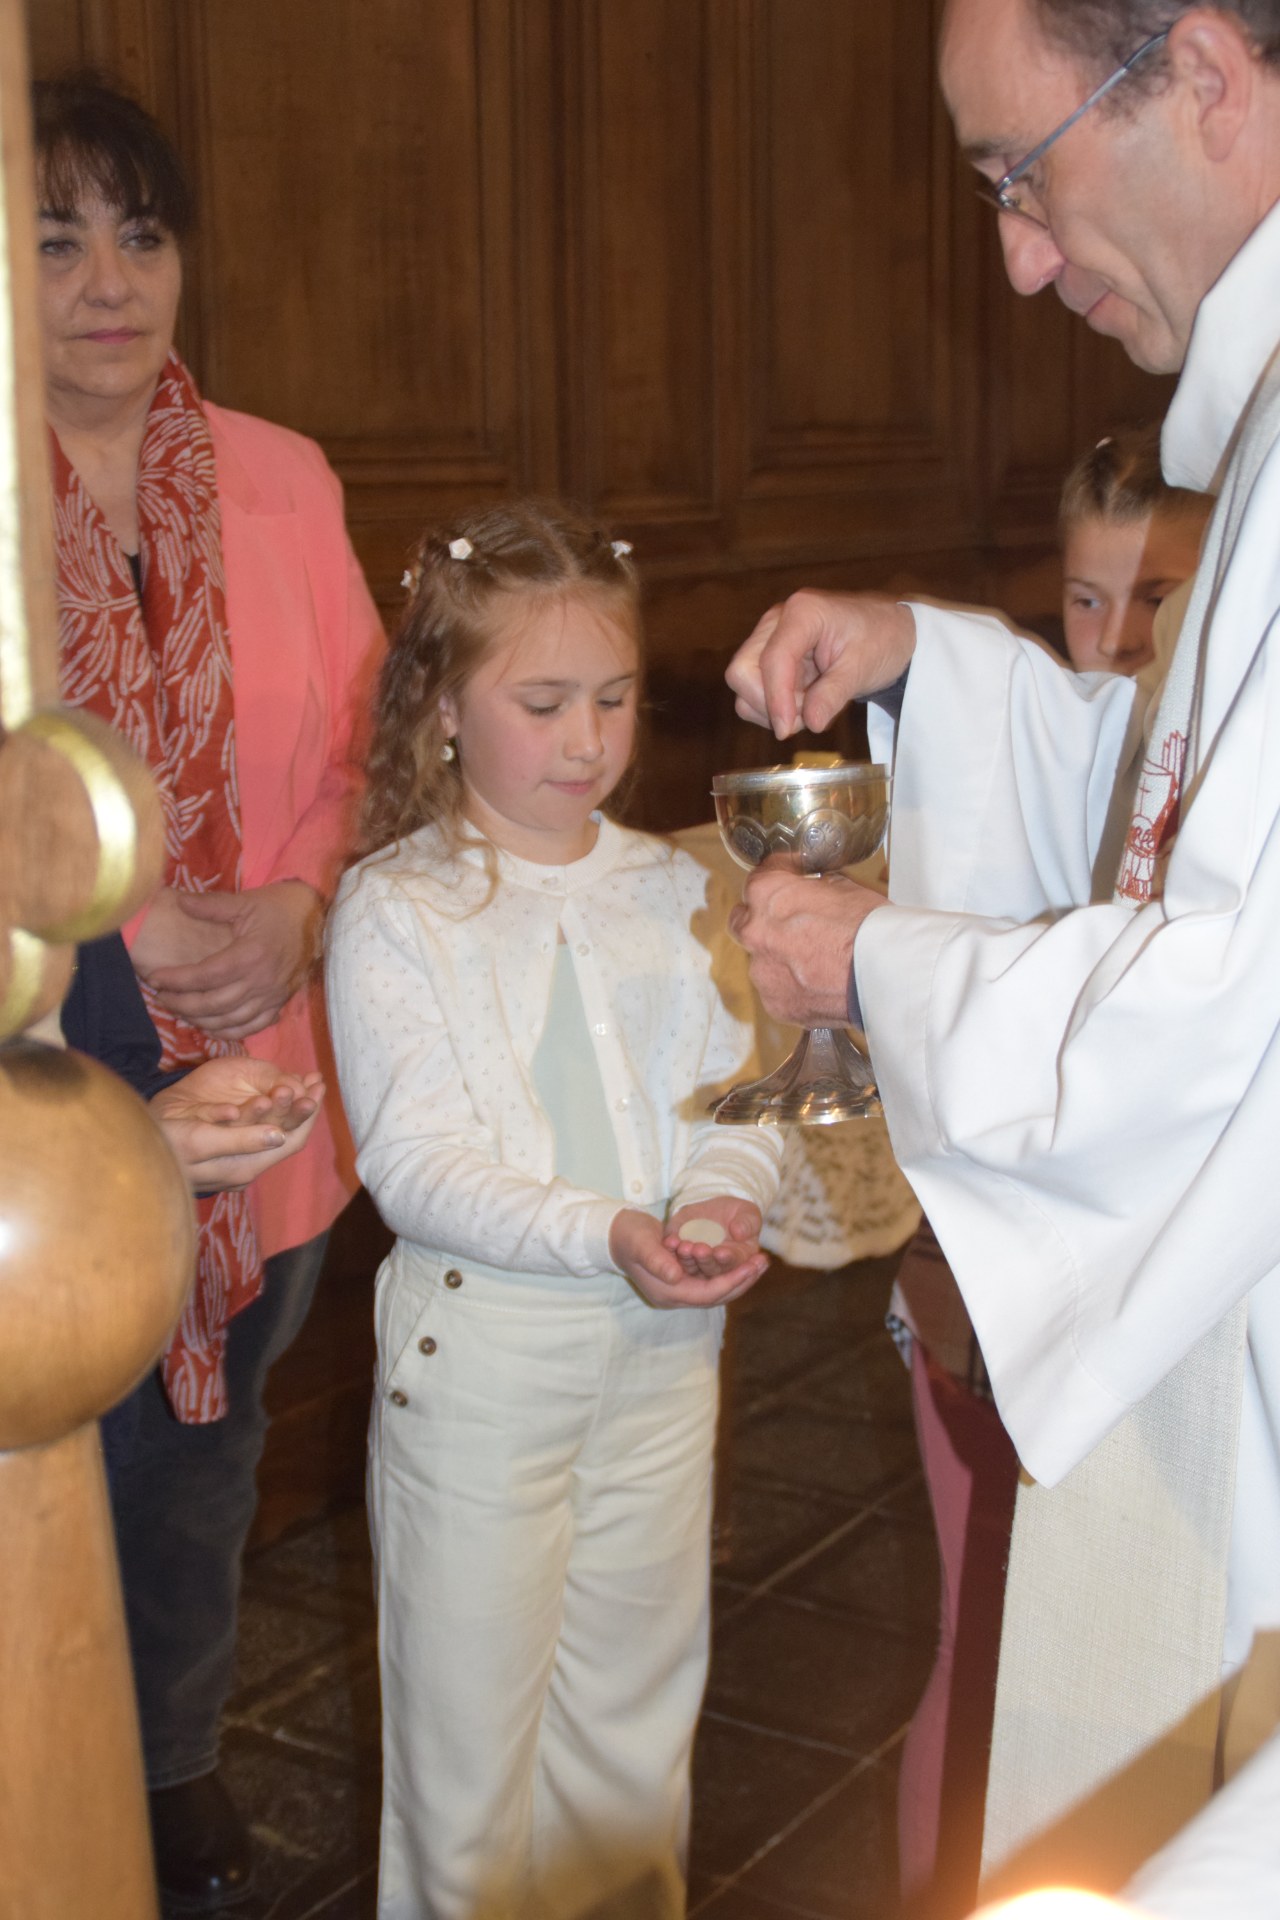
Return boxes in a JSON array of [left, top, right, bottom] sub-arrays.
[[676, 1218, 727, 1246]]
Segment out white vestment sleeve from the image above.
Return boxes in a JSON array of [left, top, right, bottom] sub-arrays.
[[857, 603, 1280, 1486], [878, 605, 1140, 918]]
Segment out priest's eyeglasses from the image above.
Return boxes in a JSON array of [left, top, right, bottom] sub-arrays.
[[976, 28, 1171, 228]]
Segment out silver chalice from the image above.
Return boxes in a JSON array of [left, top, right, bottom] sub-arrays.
[[711, 761, 890, 1125]]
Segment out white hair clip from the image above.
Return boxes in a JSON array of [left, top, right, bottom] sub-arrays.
[[612, 540, 633, 558], [448, 537, 474, 561], [401, 568, 417, 590]]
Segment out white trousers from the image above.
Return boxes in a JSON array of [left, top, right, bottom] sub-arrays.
[[369, 1249, 723, 1920]]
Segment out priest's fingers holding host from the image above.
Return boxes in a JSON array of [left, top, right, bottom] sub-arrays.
[[725, 590, 917, 739], [729, 865, 885, 1028]]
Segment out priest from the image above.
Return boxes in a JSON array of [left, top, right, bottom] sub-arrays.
[[726, 0, 1280, 1899]]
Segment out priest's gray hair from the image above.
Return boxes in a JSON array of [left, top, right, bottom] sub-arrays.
[[1034, 2, 1280, 86]]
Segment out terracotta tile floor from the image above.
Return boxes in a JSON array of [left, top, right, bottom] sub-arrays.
[[210, 1250, 935, 1920]]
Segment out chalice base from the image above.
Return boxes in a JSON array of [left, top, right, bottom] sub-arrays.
[[712, 1025, 882, 1126]]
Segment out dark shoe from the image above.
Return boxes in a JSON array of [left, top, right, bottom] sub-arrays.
[[149, 1771, 254, 1912]]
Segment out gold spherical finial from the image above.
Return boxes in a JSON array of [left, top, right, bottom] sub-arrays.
[[0, 1041, 195, 1450]]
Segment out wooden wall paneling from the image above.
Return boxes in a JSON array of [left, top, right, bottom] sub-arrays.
[[637, 0, 987, 829], [979, 207, 1175, 544], [979, 214, 1081, 534], [511, 0, 568, 501], [177, 0, 509, 444], [168, 0, 528, 605], [26, 0, 84, 79], [23, 0, 1177, 780], [83, 0, 171, 103], [1070, 323, 1177, 447], [752, 1, 932, 449], [558, 0, 725, 546], [552, 0, 743, 826], [29, 0, 177, 120], [737, 0, 966, 560], [943, 94, 991, 557]]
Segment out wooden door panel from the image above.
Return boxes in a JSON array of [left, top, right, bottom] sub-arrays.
[[737, 0, 974, 559], [752, 0, 938, 451], [982, 219, 1172, 539], [987, 264, 1080, 527], [179, 1, 517, 463], [1074, 326, 1177, 446], [561, 0, 720, 522], [26, 2, 80, 76]]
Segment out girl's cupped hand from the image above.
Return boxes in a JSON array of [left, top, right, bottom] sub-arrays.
[[610, 1205, 768, 1308]]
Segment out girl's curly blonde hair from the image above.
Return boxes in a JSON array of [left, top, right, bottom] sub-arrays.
[[358, 500, 642, 863]]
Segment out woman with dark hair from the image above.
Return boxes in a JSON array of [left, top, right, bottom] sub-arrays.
[[35, 73, 384, 1910]]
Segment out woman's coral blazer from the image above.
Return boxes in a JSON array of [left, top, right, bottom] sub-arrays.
[[208, 402, 385, 1259]]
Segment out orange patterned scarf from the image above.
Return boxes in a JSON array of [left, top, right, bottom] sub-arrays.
[[54, 352, 262, 1423]]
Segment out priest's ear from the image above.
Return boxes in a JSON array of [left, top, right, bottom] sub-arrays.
[[1165, 9, 1265, 165]]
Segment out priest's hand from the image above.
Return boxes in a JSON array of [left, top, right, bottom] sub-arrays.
[[729, 861, 885, 1028], [141, 881, 324, 1040], [725, 590, 916, 738]]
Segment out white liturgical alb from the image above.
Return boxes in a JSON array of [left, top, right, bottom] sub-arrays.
[[858, 200, 1280, 1892]]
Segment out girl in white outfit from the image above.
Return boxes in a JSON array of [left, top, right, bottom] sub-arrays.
[[326, 502, 783, 1920]]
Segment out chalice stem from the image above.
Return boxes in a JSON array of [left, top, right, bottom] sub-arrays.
[[712, 1024, 881, 1125]]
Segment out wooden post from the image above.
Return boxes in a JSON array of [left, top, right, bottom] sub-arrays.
[[0, 1043, 195, 1919], [0, 6, 195, 1914]]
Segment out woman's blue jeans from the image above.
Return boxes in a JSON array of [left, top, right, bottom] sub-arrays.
[[103, 1232, 329, 1789]]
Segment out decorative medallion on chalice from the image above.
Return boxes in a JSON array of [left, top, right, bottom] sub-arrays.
[[711, 761, 891, 1125]]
